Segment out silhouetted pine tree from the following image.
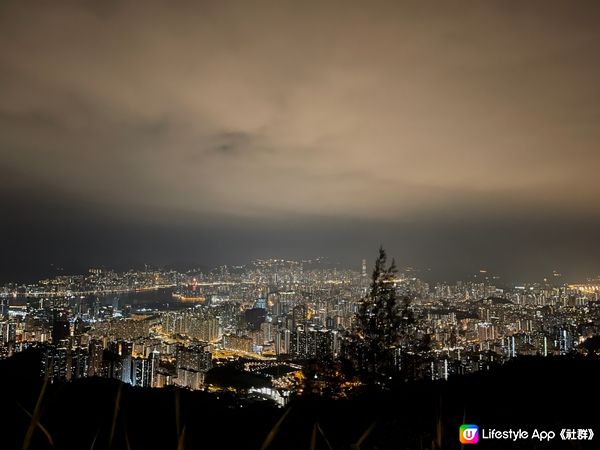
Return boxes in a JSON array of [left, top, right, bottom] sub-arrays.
[[351, 246, 420, 384]]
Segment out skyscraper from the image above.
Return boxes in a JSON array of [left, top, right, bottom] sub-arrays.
[[52, 311, 70, 344], [0, 298, 8, 318]]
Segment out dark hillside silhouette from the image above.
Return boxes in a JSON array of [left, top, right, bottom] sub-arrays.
[[1, 349, 598, 449]]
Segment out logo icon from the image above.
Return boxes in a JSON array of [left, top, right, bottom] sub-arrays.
[[460, 425, 479, 444]]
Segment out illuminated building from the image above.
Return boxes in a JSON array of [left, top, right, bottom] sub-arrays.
[[132, 356, 151, 387], [222, 334, 253, 353]]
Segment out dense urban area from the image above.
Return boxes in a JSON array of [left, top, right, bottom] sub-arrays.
[[1, 258, 599, 406]]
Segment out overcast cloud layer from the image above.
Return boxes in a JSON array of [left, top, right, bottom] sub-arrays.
[[1, 1, 600, 282]]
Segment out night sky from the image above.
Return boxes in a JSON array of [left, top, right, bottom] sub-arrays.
[[2, 1, 600, 283]]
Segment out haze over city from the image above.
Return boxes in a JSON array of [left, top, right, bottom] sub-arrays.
[[2, 1, 600, 282]]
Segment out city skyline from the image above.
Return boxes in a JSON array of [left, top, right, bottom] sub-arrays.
[[3, 251, 598, 399], [0, 255, 592, 287], [2, 1, 600, 281]]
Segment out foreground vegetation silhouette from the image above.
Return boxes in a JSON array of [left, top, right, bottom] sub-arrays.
[[1, 349, 598, 450]]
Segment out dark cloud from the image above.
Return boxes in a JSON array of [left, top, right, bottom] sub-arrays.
[[210, 131, 261, 156], [1, 0, 600, 281]]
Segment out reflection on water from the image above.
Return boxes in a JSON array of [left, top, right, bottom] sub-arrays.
[[9, 287, 185, 311]]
